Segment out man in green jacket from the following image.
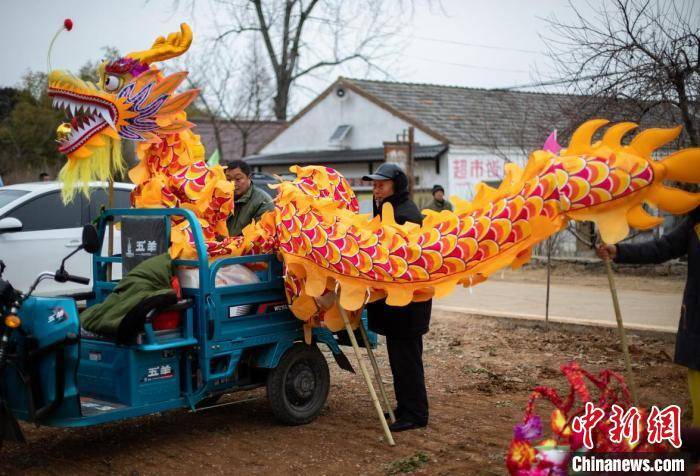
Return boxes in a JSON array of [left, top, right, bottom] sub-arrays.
[[424, 185, 453, 212], [225, 159, 274, 236]]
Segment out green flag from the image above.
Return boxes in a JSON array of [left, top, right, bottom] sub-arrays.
[[207, 148, 220, 166]]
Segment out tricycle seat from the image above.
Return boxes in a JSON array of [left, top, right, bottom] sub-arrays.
[[79, 297, 195, 346]]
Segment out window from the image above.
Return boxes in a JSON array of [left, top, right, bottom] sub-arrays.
[[0, 190, 29, 209], [5, 192, 82, 231], [87, 187, 132, 221], [329, 124, 352, 145]]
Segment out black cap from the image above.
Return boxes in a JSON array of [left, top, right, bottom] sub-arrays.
[[362, 162, 404, 181], [432, 184, 445, 194]]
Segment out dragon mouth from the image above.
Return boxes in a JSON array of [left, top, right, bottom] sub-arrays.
[[48, 89, 118, 154]]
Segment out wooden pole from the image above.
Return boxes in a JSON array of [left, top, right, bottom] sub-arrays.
[[106, 140, 115, 281], [602, 253, 639, 406], [407, 127, 414, 195], [338, 306, 395, 446], [357, 322, 396, 423]]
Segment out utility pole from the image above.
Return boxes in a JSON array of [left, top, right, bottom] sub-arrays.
[[407, 126, 415, 196], [384, 127, 415, 194]]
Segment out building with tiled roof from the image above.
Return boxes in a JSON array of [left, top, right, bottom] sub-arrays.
[[192, 118, 285, 163], [246, 77, 680, 213]]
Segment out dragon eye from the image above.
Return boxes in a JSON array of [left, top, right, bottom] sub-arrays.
[[104, 75, 121, 92]]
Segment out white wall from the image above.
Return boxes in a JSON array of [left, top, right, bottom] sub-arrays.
[[258, 162, 370, 183], [416, 155, 449, 192], [256, 82, 451, 211], [261, 88, 442, 154]]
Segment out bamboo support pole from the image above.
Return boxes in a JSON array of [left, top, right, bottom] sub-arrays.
[[338, 306, 395, 446], [602, 255, 639, 406], [545, 237, 552, 332], [357, 322, 396, 424]]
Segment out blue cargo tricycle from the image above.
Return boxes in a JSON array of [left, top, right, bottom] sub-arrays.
[[0, 207, 365, 447]]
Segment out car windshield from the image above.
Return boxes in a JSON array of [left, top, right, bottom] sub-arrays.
[[0, 189, 29, 209]]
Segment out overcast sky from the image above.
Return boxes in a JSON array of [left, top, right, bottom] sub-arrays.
[[2, 0, 590, 112]]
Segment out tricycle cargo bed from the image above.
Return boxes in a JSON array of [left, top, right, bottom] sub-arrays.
[[1, 208, 365, 436]]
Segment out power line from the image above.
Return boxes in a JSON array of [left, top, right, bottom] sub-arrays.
[[216, 14, 545, 76], [303, 15, 540, 75], [501, 78, 575, 90], [405, 34, 541, 55], [501, 72, 620, 91], [405, 55, 531, 74], [306, 15, 544, 56]]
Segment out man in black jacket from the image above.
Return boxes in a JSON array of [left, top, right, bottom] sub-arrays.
[[362, 162, 432, 432], [597, 207, 700, 442]]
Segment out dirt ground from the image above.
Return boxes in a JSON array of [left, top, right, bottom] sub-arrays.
[[0, 269, 689, 476]]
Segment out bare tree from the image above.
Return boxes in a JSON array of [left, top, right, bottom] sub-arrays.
[[185, 39, 275, 162], [543, 0, 700, 145], [233, 42, 275, 156], [206, 0, 417, 120]]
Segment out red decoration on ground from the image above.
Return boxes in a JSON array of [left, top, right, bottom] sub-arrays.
[[505, 362, 671, 475]]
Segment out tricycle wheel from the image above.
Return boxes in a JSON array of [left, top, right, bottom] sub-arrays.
[[266, 342, 329, 425]]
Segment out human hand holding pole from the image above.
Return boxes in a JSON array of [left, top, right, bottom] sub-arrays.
[[596, 244, 617, 261], [597, 239, 639, 406]]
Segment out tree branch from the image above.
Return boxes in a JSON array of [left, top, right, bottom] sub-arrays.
[[252, 0, 281, 74], [292, 53, 364, 79]]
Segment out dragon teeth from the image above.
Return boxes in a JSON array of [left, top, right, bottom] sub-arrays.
[[51, 96, 114, 130], [97, 108, 115, 129]]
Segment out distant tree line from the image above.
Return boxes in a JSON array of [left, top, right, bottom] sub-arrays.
[[0, 47, 122, 184]]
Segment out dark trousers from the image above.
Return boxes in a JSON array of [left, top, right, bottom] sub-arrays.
[[386, 334, 428, 425]]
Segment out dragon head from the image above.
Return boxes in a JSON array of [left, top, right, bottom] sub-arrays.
[[48, 23, 199, 200]]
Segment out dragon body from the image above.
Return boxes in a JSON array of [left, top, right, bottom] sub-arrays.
[[48, 24, 700, 332]]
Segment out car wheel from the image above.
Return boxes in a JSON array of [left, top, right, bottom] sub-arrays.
[[266, 343, 329, 425]]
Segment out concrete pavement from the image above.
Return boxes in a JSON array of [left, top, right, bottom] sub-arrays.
[[435, 279, 683, 333]]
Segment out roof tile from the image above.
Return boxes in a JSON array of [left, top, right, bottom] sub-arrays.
[[344, 78, 681, 148]]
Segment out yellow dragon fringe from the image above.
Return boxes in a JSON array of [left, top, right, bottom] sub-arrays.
[[48, 24, 700, 334]]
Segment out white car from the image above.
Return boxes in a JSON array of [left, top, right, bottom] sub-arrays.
[[0, 181, 133, 295]]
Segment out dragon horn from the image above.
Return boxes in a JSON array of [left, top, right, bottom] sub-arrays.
[[630, 125, 683, 158], [564, 119, 609, 155], [602, 122, 637, 148], [127, 23, 193, 65], [660, 148, 700, 183]]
